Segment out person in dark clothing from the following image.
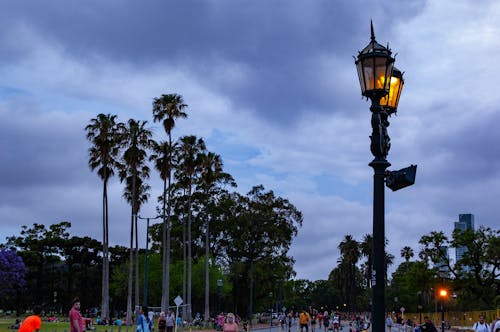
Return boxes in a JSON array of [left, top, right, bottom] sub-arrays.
[[421, 316, 438, 332]]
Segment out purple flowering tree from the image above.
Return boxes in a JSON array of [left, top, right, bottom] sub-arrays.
[[0, 249, 27, 298]]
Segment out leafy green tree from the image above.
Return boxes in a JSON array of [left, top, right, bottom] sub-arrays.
[[5, 222, 103, 311], [176, 135, 206, 319], [118, 118, 153, 322], [152, 93, 188, 311], [6, 223, 67, 309], [60, 235, 102, 309], [85, 113, 121, 318], [388, 260, 435, 313], [216, 186, 302, 319], [196, 151, 236, 321], [419, 226, 499, 309]]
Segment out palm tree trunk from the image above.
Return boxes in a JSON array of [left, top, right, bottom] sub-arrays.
[[161, 178, 168, 312], [165, 155, 173, 309], [102, 178, 109, 320], [182, 213, 187, 319], [187, 183, 192, 321], [204, 213, 209, 323], [135, 213, 140, 310], [127, 204, 134, 324], [132, 172, 139, 315]]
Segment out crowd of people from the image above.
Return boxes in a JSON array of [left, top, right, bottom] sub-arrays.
[[385, 313, 500, 332], [277, 309, 370, 332], [10, 300, 500, 332]]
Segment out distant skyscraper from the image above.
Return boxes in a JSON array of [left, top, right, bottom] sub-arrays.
[[434, 245, 450, 277], [454, 213, 475, 272]]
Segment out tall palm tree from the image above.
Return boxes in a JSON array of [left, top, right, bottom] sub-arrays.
[[85, 113, 121, 320], [360, 234, 373, 288], [152, 93, 187, 311], [197, 152, 235, 322], [385, 252, 395, 281], [400, 246, 414, 263], [118, 119, 153, 324], [176, 135, 206, 320], [338, 235, 360, 311]]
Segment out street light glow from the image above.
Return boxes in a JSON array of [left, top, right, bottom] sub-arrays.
[[439, 289, 448, 298]]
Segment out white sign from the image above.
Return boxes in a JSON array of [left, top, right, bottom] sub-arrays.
[[400, 307, 405, 312], [174, 295, 183, 306]]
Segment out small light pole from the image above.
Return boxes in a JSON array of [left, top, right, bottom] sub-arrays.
[[269, 292, 274, 330], [417, 291, 423, 324], [217, 279, 223, 313], [438, 288, 448, 332], [138, 215, 161, 308]]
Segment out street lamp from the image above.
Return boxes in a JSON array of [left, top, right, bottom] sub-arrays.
[[138, 215, 162, 309], [217, 279, 223, 313], [438, 288, 448, 332], [269, 292, 273, 329], [354, 22, 410, 332], [417, 291, 423, 324]]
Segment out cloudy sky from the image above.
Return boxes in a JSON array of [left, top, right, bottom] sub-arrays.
[[1, 0, 499, 283]]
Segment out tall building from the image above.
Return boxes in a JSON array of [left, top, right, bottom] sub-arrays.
[[434, 245, 450, 278], [454, 213, 475, 272]]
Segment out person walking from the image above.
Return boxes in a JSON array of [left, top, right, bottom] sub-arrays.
[[491, 317, 500, 332], [69, 298, 85, 332], [473, 315, 490, 332], [299, 310, 311, 332], [148, 310, 155, 332], [165, 309, 175, 332], [158, 312, 167, 332], [18, 305, 42, 332], [322, 312, 330, 332], [420, 316, 438, 332], [386, 314, 394, 332], [223, 313, 239, 332], [137, 309, 150, 332]]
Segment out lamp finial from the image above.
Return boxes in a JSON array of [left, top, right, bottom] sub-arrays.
[[370, 20, 376, 42]]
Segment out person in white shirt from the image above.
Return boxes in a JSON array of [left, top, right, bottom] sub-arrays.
[[492, 319, 500, 332], [473, 315, 490, 332], [148, 311, 155, 332]]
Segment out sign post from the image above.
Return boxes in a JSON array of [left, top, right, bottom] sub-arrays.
[[174, 296, 183, 332]]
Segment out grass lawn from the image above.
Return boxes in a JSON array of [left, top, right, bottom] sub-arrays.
[[0, 319, 138, 332]]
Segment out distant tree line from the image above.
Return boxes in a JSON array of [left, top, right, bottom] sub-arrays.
[[1, 223, 497, 316]]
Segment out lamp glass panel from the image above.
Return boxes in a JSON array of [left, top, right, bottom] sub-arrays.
[[380, 75, 402, 108], [362, 57, 375, 92], [360, 56, 392, 93], [375, 57, 393, 92], [356, 61, 366, 93]]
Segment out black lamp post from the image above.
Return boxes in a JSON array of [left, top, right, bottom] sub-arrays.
[[217, 279, 223, 313], [417, 291, 423, 324], [269, 292, 273, 329], [138, 215, 161, 309], [355, 22, 405, 332], [438, 289, 448, 332]]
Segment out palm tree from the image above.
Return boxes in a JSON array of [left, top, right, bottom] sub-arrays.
[[360, 234, 373, 288], [152, 93, 187, 311], [385, 252, 395, 281], [118, 119, 153, 324], [176, 135, 206, 320], [85, 113, 121, 320], [197, 152, 235, 322], [400, 246, 414, 263], [338, 235, 360, 311]]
